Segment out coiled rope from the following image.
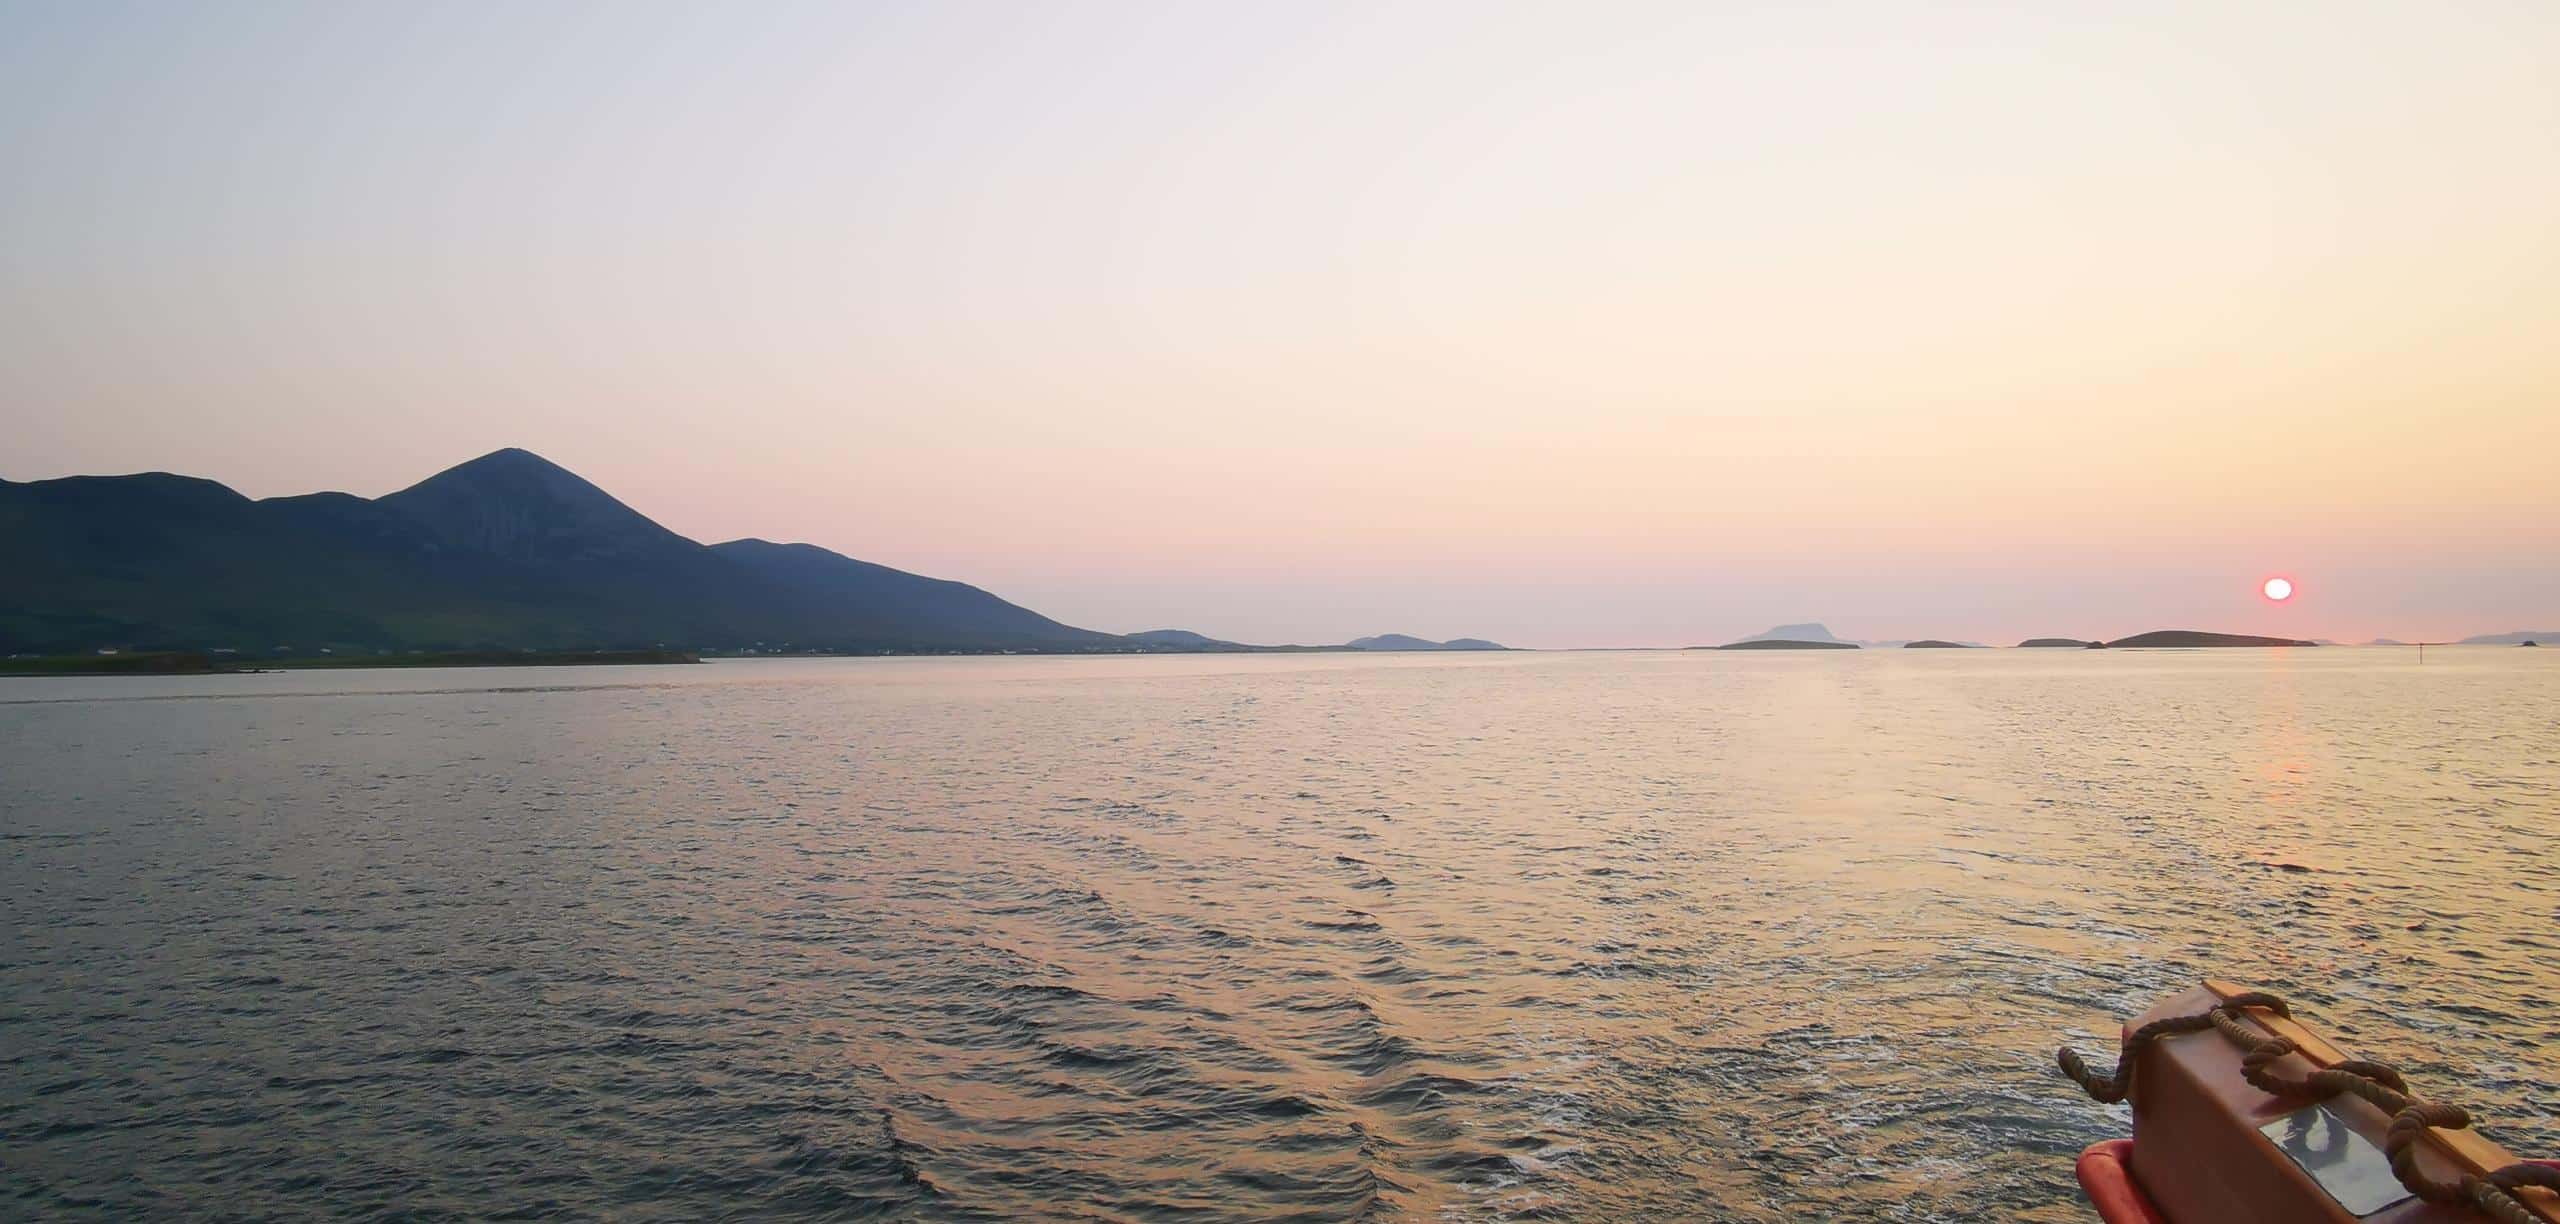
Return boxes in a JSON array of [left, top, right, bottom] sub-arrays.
[[2057, 990, 2560, 1223]]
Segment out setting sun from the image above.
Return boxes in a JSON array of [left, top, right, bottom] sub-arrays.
[[2263, 577, 2295, 602]]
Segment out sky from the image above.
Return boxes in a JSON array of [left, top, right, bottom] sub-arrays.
[[3, 1, 2555, 648]]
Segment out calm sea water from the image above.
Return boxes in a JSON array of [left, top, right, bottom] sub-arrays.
[[4, 649, 2555, 1221]]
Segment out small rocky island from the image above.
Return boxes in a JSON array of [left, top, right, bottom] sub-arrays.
[[2106, 631, 2318, 648], [1903, 640, 1977, 649], [2018, 638, 2097, 648], [1701, 623, 1860, 650], [1344, 634, 1508, 651]]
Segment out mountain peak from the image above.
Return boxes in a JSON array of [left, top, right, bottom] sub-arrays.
[[380, 448, 694, 562], [443, 446, 571, 476]]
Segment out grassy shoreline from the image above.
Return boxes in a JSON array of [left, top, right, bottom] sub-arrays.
[[0, 649, 701, 676]]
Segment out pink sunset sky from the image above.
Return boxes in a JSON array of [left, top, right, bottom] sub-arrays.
[[3, 2, 2554, 647]]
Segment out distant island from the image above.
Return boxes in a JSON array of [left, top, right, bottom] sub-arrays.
[[1344, 634, 1507, 651], [1123, 629, 1508, 653], [1702, 639, 1859, 651], [1683, 622, 1867, 650], [2106, 630, 2317, 648], [1681, 625, 2338, 651], [1730, 622, 1851, 645], [1678, 630, 2326, 651], [1720, 621, 1963, 648], [2458, 630, 2560, 646]]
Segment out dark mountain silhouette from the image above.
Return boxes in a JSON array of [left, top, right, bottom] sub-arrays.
[[1124, 629, 1234, 648], [1903, 640, 1977, 648], [1347, 634, 1441, 650], [0, 449, 1118, 654], [708, 538, 1108, 648], [2107, 630, 2318, 648], [2018, 637, 2096, 648], [1125, 629, 1362, 653], [377, 447, 695, 564]]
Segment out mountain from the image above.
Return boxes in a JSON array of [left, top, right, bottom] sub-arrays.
[[1126, 629, 1222, 647], [707, 538, 1115, 649], [1903, 640, 1978, 648], [0, 449, 1119, 654], [2458, 630, 2560, 645], [1704, 639, 1858, 650], [1125, 629, 1247, 649], [1344, 634, 1507, 651], [2107, 630, 2318, 648], [1736, 622, 1847, 644], [377, 447, 693, 564], [2019, 638, 2096, 648]]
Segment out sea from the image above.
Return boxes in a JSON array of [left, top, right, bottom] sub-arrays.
[[4, 648, 2554, 1220]]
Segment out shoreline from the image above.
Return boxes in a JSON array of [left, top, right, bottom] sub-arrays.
[[0, 648, 703, 677]]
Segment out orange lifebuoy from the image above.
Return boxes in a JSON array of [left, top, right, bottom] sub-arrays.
[[2077, 1139, 2170, 1224]]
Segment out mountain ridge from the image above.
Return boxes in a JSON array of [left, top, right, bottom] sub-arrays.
[[0, 449, 1119, 655]]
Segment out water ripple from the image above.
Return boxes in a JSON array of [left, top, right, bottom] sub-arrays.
[[3, 649, 2555, 1219]]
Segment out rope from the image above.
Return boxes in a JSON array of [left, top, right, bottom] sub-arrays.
[[2056, 991, 2287, 1103], [2057, 989, 2557, 1222]]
